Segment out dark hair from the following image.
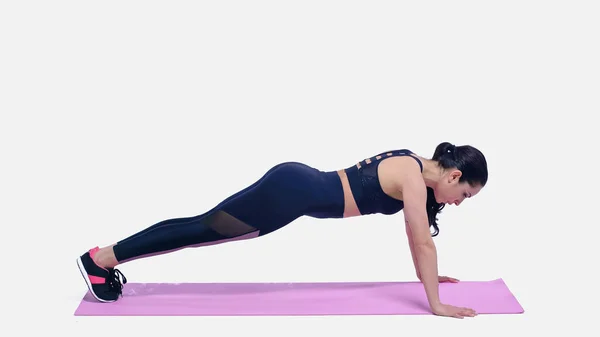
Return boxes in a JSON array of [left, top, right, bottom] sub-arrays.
[[426, 142, 488, 236]]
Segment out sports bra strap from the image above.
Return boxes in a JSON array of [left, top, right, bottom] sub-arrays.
[[355, 149, 423, 172], [393, 149, 424, 172], [405, 153, 423, 172]]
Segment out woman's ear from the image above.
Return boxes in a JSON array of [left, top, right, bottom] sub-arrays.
[[449, 169, 462, 183]]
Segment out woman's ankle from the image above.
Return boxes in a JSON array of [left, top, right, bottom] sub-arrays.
[[93, 245, 119, 269]]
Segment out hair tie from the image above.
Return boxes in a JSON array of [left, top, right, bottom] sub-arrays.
[[447, 144, 456, 158]]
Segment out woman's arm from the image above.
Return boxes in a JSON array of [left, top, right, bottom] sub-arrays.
[[405, 221, 421, 280], [399, 164, 441, 310], [398, 160, 478, 318]]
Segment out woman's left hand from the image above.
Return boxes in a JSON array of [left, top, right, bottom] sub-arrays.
[[438, 276, 460, 283]]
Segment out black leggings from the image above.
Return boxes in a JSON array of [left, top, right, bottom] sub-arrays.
[[112, 162, 345, 263]]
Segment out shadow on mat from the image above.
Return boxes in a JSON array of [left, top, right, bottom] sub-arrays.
[[80, 281, 417, 302]]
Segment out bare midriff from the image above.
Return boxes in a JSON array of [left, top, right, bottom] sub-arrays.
[[336, 169, 362, 218]]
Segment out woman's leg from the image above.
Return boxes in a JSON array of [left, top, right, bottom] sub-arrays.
[[90, 211, 258, 269], [76, 161, 345, 302]]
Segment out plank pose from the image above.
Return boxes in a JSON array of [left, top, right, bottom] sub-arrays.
[[77, 142, 488, 319]]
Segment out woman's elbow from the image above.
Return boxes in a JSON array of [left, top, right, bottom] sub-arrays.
[[414, 239, 436, 252]]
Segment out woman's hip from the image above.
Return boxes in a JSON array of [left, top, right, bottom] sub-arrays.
[[215, 161, 345, 231]]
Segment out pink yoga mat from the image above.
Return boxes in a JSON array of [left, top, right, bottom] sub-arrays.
[[74, 278, 523, 316]]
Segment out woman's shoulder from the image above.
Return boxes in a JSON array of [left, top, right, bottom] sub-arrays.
[[377, 150, 426, 193], [376, 149, 424, 172]]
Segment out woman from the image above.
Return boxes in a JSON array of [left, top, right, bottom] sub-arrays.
[[77, 142, 488, 319]]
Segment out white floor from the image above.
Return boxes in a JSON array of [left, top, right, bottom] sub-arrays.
[[2, 1, 598, 336]]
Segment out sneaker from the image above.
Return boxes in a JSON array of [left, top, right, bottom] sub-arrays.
[[76, 247, 127, 302]]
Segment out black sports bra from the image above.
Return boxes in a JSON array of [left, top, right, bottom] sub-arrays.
[[343, 149, 423, 215]]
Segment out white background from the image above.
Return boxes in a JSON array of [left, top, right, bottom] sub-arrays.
[[1, 0, 598, 336]]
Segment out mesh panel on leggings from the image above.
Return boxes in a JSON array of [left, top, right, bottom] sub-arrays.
[[200, 210, 258, 237]]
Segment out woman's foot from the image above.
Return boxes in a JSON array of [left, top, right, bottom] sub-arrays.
[[76, 246, 127, 302]]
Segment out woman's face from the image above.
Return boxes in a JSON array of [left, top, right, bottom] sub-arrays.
[[434, 169, 483, 206]]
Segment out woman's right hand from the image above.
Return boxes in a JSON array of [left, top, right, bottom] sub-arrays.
[[431, 303, 478, 319]]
